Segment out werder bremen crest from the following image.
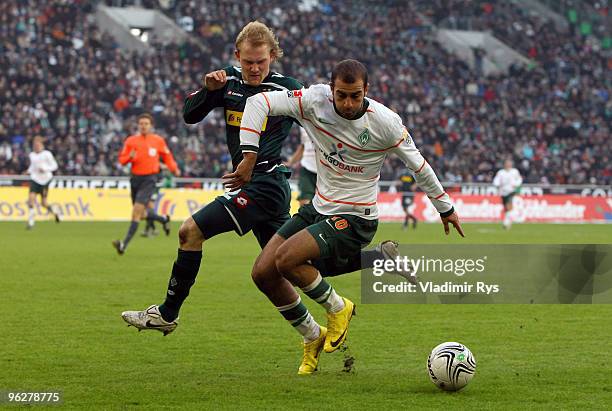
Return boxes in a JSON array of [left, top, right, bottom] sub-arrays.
[[358, 128, 370, 147]]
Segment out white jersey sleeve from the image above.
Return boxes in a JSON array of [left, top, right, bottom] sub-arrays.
[[386, 116, 453, 214], [492, 170, 501, 187], [239, 88, 310, 153], [513, 169, 523, 188], [45, 151, 58, 173]]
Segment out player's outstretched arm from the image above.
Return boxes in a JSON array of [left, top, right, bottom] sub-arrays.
[[238, 89, 305, 155], [226, 89, 307, 190], [389, 123, 465, 237]]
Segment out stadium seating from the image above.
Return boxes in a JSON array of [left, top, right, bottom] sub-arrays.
[[0, 0, 609, 184]]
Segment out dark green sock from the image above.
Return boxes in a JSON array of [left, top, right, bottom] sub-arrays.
[[159, 249, 202, 322]]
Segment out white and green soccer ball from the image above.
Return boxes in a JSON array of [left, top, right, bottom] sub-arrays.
[[427, 342, 476, 391]]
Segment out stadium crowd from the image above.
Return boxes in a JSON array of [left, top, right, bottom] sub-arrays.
[[0, 0, 609, 185]]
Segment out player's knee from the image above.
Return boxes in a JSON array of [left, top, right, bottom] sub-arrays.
[[251, 261, 268, 289], [274, 245, 295, 275], [251, 257, 279, 292], [178, 218, 204, 248]]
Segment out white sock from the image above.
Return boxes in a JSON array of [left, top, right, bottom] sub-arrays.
[[302, 274, 345, 314], [296, 313, 321, 343], [28, 207, 35, 226], [277, 297, 321, 343]]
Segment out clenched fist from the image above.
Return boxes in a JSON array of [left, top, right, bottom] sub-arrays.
[[204, 70, 227, 91]]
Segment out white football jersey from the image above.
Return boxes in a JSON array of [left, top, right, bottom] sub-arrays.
[[493, 168, 522, 196], [28, 150, 58, 185], [299, 127, 317, 173], [240, 84, 452, 219]]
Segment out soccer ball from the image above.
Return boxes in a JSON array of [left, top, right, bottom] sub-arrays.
[[427, 342, 476, 391]]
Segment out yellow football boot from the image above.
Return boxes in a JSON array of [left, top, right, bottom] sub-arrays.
[[324, 297, 355, 353], [298, 326, 327, 375]]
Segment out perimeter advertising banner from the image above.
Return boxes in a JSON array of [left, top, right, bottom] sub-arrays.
[[0, 187, 229, 222], [380, 193, 612, 223], [0, 187, 610, 222]]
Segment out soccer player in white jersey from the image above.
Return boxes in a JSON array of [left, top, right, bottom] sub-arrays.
[[286, 128, 318, 205], [493, 159, 522, 229], [225, 59, 464, 374], [26, 136, 60, 229]]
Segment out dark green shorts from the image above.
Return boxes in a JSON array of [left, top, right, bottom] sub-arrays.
[[277, 202, 378, 268], [297, 168, 316, 202], [29, 180, 49, 196], [193, 171, 291, 248]]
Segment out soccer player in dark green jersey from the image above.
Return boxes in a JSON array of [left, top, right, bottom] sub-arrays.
[[121, 21, 299, 334]]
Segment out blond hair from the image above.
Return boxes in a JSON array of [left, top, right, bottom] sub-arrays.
[[235, 21, 284, 59], [33, 136, 45, 145]]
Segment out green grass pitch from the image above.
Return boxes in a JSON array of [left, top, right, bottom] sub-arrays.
[[1, 221, 610, 409]]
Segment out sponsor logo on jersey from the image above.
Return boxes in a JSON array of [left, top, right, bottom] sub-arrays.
[[287, 90, 302, 98], [358, 129, 370, 147], [226, 110, 267, 130], [328, 143, 347, 162], [227, 90, 244, 97], [320, 144, 364, 174]]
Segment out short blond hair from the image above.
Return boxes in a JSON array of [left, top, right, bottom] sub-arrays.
[[235, 21, 283, 59], [33, 136, 45, 145]]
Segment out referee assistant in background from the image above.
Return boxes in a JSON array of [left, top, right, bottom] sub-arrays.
[[112, 113, 181, 255]]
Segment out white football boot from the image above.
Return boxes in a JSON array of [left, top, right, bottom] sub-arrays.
[[121, 305, 178, 336]]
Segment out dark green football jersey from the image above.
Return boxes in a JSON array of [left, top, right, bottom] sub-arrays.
[[183, 66, 303, 171]]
